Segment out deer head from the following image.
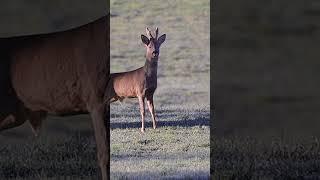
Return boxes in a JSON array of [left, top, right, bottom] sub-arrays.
[[141, 27, 166, 60]]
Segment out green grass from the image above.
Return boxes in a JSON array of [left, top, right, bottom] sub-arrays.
[[110, 126, 209, 179], [110, 103, 210, 179]]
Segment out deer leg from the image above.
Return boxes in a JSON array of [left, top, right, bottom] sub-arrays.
[[146, 95, 156, 129], [109, 96, 118, 103], [0, 108, 46, 137], [0, 106, 27, 132], [27, 111, 47, 137], [138, 96, 145, 133], [90, 104, 109, 180], [0, 114, 24, 131]]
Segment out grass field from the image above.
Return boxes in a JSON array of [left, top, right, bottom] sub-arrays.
[[212, 136, 320, 179], [0, 0, 210, 179]]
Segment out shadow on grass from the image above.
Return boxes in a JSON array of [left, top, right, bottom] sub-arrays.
[[110, 117, 209, 129], [111, 170, 210, 180]]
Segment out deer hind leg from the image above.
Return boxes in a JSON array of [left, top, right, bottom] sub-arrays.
[[27, 110, 47, 137], [90, 103, 109, 180], [138, 96, 145, 133], [0, 107, 45, 137], [0, 114, 26, 131], [146, 95, 156, 129], [109, 96, 118, 103], [0, 104, 27, 132]]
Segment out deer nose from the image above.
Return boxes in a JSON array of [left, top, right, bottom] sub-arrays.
[[153, 51, 159, 56]]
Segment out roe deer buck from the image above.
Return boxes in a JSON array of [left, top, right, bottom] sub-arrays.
[[0, 16, 111, 180], [110, 27, 166, 133]]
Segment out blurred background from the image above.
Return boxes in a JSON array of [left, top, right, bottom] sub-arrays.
[[213, 0, 320, 178], [0, 0, 107, 37], [214, 0, 320, 140]]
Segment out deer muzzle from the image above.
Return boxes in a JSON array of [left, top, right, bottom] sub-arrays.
[[152, 51, 159, 57]]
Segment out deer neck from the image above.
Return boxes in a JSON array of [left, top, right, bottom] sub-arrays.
[[144, 58, 158, 78]]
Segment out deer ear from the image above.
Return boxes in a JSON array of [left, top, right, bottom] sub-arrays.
[[141, 34, 150, 45], [158, 34, 166, 45]]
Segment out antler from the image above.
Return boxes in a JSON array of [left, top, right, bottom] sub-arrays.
[[146, 27, 154, 39], [155, 27, 159, 39]]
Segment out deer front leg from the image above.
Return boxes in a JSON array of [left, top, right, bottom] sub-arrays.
[[146, 95, 156, 129], [90, 104, 109, 180], [138, 96, 145, 133]]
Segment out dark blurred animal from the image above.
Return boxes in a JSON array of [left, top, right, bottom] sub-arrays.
[[0, 15, 111, 180], [110, 27, 166, 133]]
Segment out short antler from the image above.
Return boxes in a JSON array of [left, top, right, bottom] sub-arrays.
[[155, 27, 159, 39], [146, 27, 154, 39]]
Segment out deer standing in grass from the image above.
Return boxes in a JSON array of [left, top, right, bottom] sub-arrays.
[[110, 27, 166, 133]]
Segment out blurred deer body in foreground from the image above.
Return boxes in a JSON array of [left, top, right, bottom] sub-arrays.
[[110, 27, 166, 133], [0, 16, 110, 179]]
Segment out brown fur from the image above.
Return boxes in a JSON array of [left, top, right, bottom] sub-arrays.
[[0, 16, 110, 180], [110, 27, 166, 132]]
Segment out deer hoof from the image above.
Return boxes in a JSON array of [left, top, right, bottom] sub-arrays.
[[140, 128, 145, 133]]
